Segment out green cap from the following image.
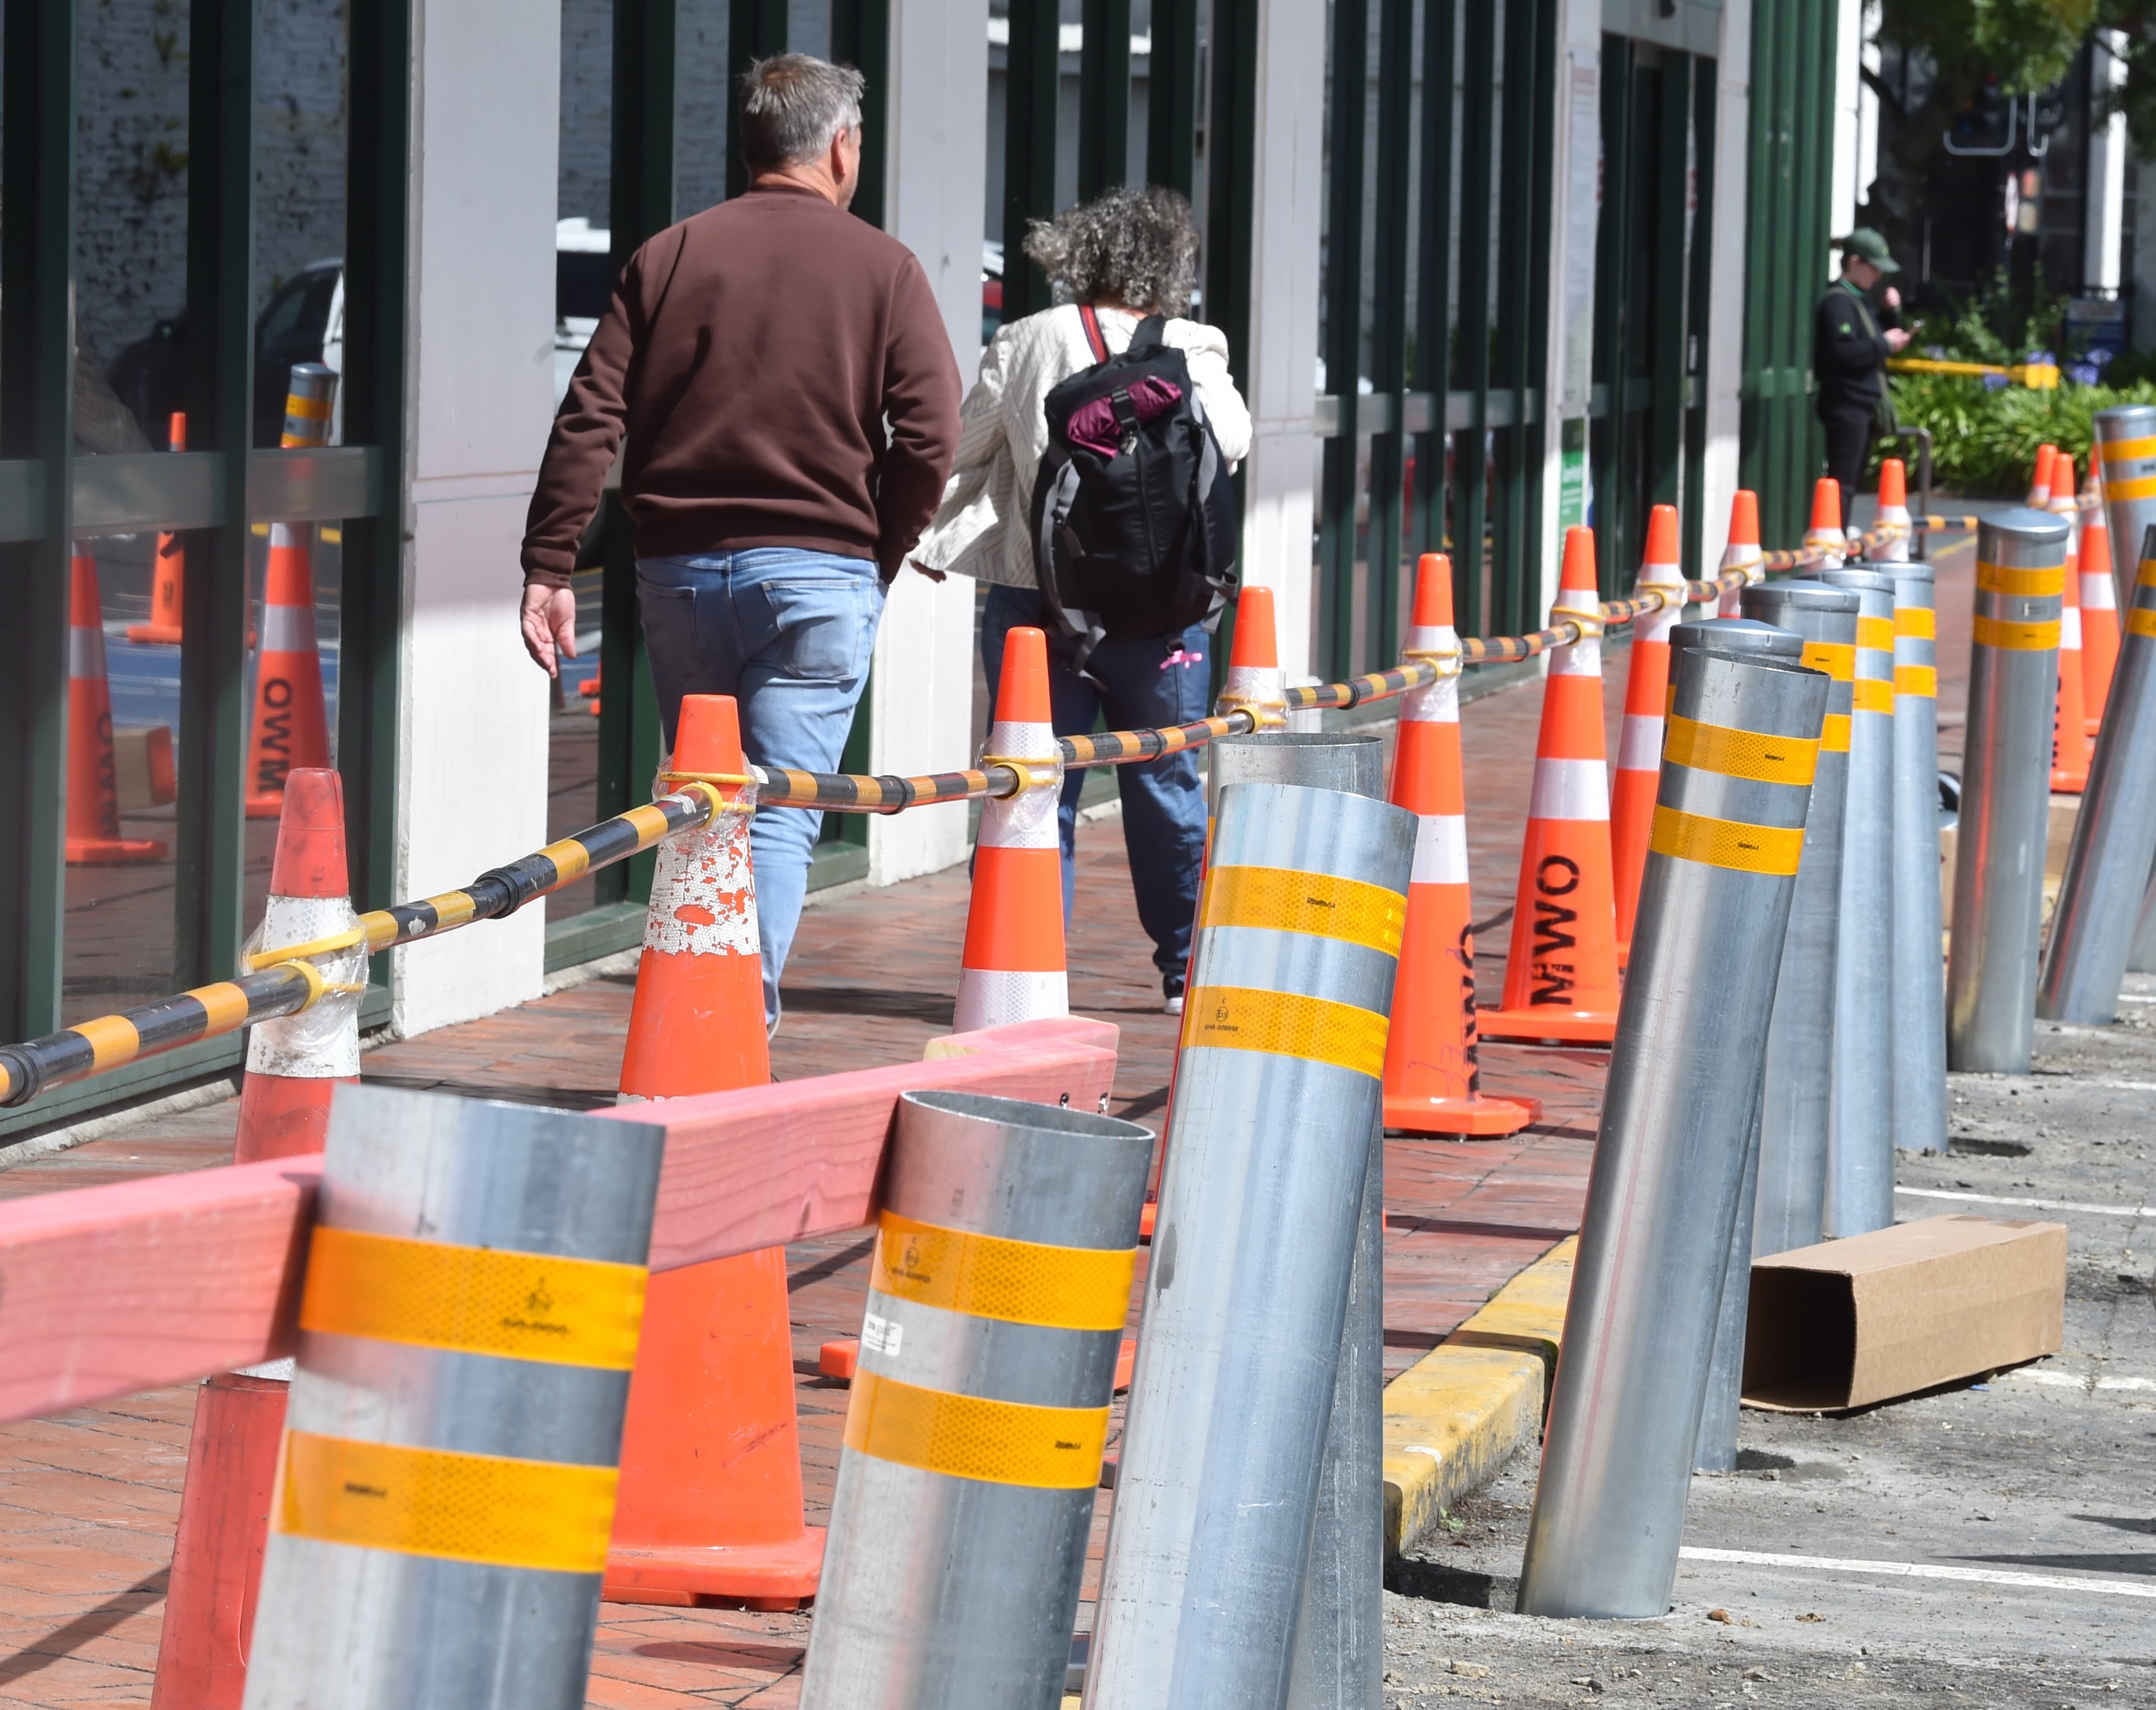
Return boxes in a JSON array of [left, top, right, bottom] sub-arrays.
[[1836, 227, 1900, 273]]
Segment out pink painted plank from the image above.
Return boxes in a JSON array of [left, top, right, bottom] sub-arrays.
[[0, 1017, 1119, 1426]]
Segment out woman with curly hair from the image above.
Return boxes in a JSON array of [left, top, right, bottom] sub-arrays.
[[913, 185, 1251, 1015]]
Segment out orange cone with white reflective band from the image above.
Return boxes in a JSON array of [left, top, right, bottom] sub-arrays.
[[1803, 478, 1846, 569], [1610, 505, 1683, 957], [605, 693, 824, 1605], [2081, 449, 2121, 734], [1218, 584, 1287, 726], [1383, 554, 1541, 1135], [1717, 489, 1763, 617], [1866, 458, 1912, 564], [1481, 527, 1622, 1044], [242, 523, 333, 819], [953, 627, 1069, 1032], [66, 547, 167, 865], [127, 412, 188, 645], [2049, 454, 2092, 792], [2028, 443, 2058, 510]]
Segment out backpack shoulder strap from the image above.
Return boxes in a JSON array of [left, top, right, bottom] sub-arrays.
[[1077, 303, 1112, 363], [1129, 313, 1170, 353]]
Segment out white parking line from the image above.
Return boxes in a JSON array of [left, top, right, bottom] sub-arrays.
[[2113, 994, 2155, 1004], [1896, 1186, 2151, 1217], [2007, 1368, 2156, 1393], [1678, 1546, 2156, 1600], [2100, 1079, 2156, 1093]]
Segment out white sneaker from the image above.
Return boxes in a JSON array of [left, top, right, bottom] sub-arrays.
[[1163, 992, 1185, 1016]]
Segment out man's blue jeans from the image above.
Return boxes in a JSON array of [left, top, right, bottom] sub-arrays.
[[637, 548, 883, 1026], [980, 582, 1209, 986]]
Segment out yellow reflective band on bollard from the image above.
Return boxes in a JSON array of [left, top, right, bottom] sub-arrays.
[[1856, 616, 1895, 652], [1662, 715, 1819, 785], [2138, 558, 2156, 589], [2103, 435, 2156, 461], [1852, 678, 1896, 715], [298, 1226, 649, 1370], [1648, 805, 1804, 876], [871, 1212, 1138, 1333], [1180, 985, 1389, 1078], [1976, 561, 2065, 598], [1972, 615, 2063, 652], [1198, 863, 1406, 957], [1895, 607, 1937, 639], [2127, 608, 2156, 641], [2105, 472, 2156, 500], [1821, 714, 1853, 753], [1895, 664, 1939, 698], [1799, 641, 1855, 681], [275, 1430, 619, 1573], [843, 1370, 1110, 1489]]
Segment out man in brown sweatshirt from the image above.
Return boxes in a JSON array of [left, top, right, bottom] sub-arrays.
[[520, 54, 961, 1028]]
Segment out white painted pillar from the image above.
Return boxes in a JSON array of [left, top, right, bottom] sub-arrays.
[[868, 0, 989, 886], [391, 0, 558, 1036], [1828, 0, 1865, 260], [2088, 30, 2128, 295], [1700, 0, 1755, 563], [1540, 0, 1604, 624], [1235, 0, 1327, 678]]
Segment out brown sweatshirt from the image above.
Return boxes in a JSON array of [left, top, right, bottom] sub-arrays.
[[522, 184, 963, 587]]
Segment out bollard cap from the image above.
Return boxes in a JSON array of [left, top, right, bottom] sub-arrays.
[[1976, 507, 2071, 553], [1410, 553, 1455, 627], [2095, 404, 2156, 439], [1741, 579, 1861, 619], [1670, 618, 1804, 666], [1817, 565, 1897, 597]]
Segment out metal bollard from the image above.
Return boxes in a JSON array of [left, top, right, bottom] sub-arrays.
[[2095, 405, 2156, 612], [799, 1091, 1153, 1710], [1737, 580, 1860, 1254], [1517, 643, 1828, 1620], [241, 1085, 667, 1710], [1205, 733, 1388, 1710], [1086, 776, 1415, 1710], [1947, 509, 2069, 1072], [1889, 557, 1949, 1151], [1816, 567, 1898, 1234], [1661, 621, 1808, 1476], [2040, 532, 2156, 1020]]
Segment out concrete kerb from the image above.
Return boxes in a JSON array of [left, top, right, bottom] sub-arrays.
[[1383, 1235, 1577, 1559]]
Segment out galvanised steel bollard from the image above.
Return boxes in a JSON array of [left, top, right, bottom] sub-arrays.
[[1205, 733, 1389, 1710], [1890, 557, 1949, 1152], [1663, 621, 1808, 1476], [1517, 643, 1828, 1620], [2134, 878, 2156, 974], [1947, 509, 2069, 1073], [1817, 567, 1898, 1235], [1086, 777, 1415, 1710], [1738, 580, 1860, 1254], [241, 1085, 667, 1710], [2095, 404, 2156, 611], [2039, 532, 2156, 1022], [799, 1091, 1153, 1709]]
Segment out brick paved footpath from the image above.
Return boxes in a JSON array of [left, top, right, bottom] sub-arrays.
[[0, 535, 1977, 1708]]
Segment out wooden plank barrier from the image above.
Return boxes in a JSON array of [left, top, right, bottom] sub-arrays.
[[0, 1016, 1120, 1426]]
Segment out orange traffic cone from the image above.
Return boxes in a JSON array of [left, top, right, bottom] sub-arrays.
[[127, 412, 188, 645], [66, 548, 167, 865], [2081, 450, 2121, 736], [604, 693, 824, 1607], [1480, 527, 1623, 1045], [1717, 489, 1762, 617], [1868, 457, 1912, 564], [2049, 454, 2091, 793], [1610, 504, 1683, 958], [242, 525, 332, 819], [1218, 584, 1287, 728], [1383, 553, 1541, 1136], [150, 770, 360, 1710], [2028, 442, 2058, 510], [953, 626, 1069, 1032], [1803, 478, 1846, 569]]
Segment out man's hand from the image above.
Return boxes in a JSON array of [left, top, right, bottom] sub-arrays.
[[911, 560, 947, 583], [520, 583, 578, 678], [1884, 328, 1912, 353], [1883, 285, 1902, 312]]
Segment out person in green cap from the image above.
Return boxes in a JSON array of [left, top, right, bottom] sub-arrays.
[[1815, 228, 1911, 507]]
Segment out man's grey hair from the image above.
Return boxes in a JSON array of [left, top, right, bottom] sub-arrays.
[[740, 54, 865, 174], [1023, 185, 1201, 318]]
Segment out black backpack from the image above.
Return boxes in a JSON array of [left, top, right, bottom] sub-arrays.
[[1029, 306, 1239, 679]]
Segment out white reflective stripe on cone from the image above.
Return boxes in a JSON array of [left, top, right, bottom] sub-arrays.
[[1400, 624, 1460, 724], [1410, 814, 1470, 888], [247, 893, 365, 1079], [2061, 606, 2083, 646], [1221, 663, 1285, 705], [951, 968, 1069, 1034], [2084, 573, 2119, 610], [70, 624, 107, 680], [1616, 713, 1664, 772], [1528, 757, 1610, 821], [260, 602, 318, 653], [977, 719, 1060, 852], [1549, 636, 1603, 678]]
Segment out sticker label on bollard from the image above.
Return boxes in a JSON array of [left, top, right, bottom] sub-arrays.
[[1180, 985, 1389, 1078], [1799, 641, 1855, 680], [298, 1226, 649, 1370], [274, 1430, 620, 1573], [1198, 863, 1406, 955], [1976, 561, 2066, 598], [1663, 716, 1819, 785], [1647, 805, 1805, 875], [1972, 615, 2064, 651], [870, 1211, 1137, 1333], [843, 1370, 1110, 1488]]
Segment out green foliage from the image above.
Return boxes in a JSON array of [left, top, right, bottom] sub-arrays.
[[1886, 371, 2156, 493], [1903, 267, 2066, 366], [1879, 0, 2100, 95]]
